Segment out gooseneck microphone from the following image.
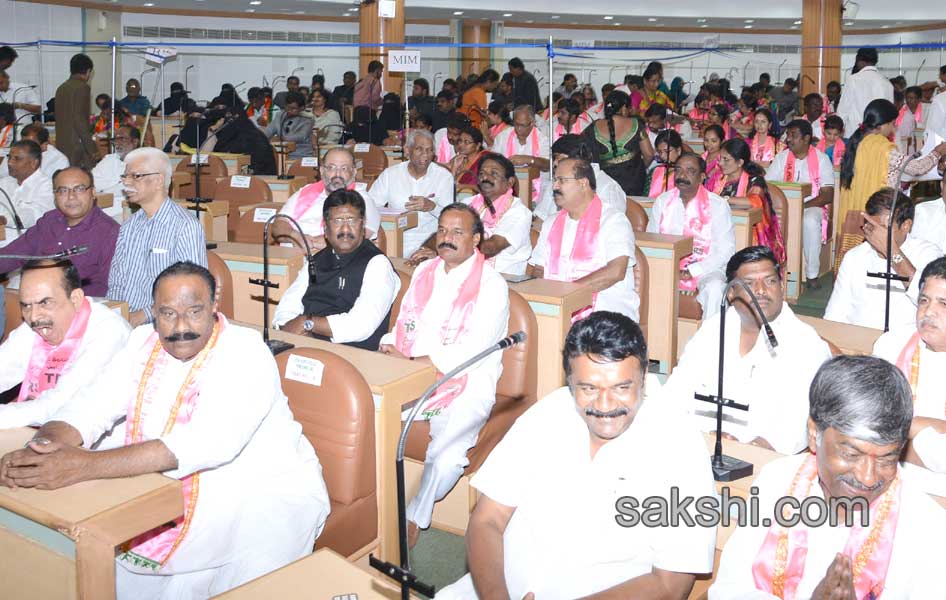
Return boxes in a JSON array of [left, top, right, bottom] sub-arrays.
[[0, 245, 89, 260]]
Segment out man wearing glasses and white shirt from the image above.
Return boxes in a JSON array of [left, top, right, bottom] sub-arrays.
[[107, 147, 207, 327]]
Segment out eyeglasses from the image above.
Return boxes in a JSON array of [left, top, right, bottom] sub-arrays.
[[553, 176, 581, 185], [322, 164, 354, 175], [327, 216, 363, 227], [53, 184, 93, 196], [119, 172, 160, 182]]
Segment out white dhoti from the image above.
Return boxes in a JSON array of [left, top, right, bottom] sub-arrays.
[[803, 206, 823, 280], [697, 271, 727, 318]]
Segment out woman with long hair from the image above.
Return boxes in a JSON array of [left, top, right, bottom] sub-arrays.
[[717, 138, 786, 264], [447, 126, 488, 186], [649, 129, 683, 197], [747, 107, 783, 167], [708, 103, 736, 140], [702, 124, 726, 193], [839, 98, 946, 234], [581, 90, 655, 195], [480, 99, 511, 147]]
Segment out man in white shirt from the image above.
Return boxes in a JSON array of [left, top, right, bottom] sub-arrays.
[[369, 129, 455, 257], [380, 203, 509, 547], [18, 123, 68, 180], [910, 166, 946, 252], [0, 69, 40, 125], [663, 246, 832, 454], [825, 187, 941, 330], [492, 105, 551, 172], [439, 312, 716, 600], [0, 140, 55, 230], [275, 147, 380, 252], [765, 119, 835, 289], [926, 88, 946, 142], [837, 47, 895, 136], [273, 189, 400, 350], [647, 153, 736, 317], [529, 157, 640, 321], [409, 152, 532, 276], [533, 134, 627, 223], [0, 261, 331, 599], [710, 355, 946, 599], [0, 259, 130, 429], [874, 257, 946, 497], [433, 113, 470, 164], [91, 125, 140, 215]]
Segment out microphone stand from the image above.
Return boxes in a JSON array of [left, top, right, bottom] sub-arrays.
[[0, 245, 88, 260], [9, 112, 35, 144], [695, 279, 779, 482], [250, 213, 313, 355], [10, 86, 38, 142], [0, 185, 24, 233], [866, 152, 920, 333], [369, 331, 527, 600], [186, 116, 213, 225], [276, 113, 295, 180]]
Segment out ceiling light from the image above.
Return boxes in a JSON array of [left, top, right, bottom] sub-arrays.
[[551, 15, 560, 19], [245, 8, 255, 12], [143, 2, 154, 5], [648, 18, 658, 22], [697, 18, 706, 23], [793, 20, 802, 24], [743, 25, 752, 29], [700, 24, 708, 28], [656, 23, 665, 27], [525, 19, 533, 23], [249, 0, 261, 4], [503, 13, 512, 17], [614, 22, 621, 26], [744, 19, 754, 23], [881, 24, 890, 28], [844, 21, 853, 25], [603, 16, 613, 20], [453, 11, 463, 15]]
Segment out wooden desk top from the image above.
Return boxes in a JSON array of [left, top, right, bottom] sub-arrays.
[[174, 199, 230, 218], [214, 549, 400, 599], [508, 277, 594, 307], [0, 428, 181, 538], [797, 315, 881, 355], [636, 231, 693, 250], [213, 241, 304, 264]]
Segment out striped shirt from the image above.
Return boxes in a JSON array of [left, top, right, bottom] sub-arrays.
[[107, 198, 207, 321]]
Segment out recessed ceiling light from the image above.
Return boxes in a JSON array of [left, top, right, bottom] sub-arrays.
[[249, 0, 261, 4], [143, 2, 154, 5], [551, 15, 560, 19], [700, 24, 708, 28], [614, 22, 621, 26], [789, 25, 798, 29], [844, 21, 853, 25], [648, 17, 658, 22], [697, 18, 706, 23], [294, 9, 304, 13], [245, 8, 255, 12], [525, 19, 533, 23], [453, 10, 463, 15], [793, 20, 802, 25], [603, 16, 613, 20], [881, 24, 890, 28], [656, 23, 665, 27], [503, 13, 512, 17], [744, 19, 754, 23], [743, 25, 752, 29]]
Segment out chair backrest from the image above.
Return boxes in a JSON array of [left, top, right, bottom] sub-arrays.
[[497, 289, 538, 400], [634, 245, 649, 334], [233, 202, 283, 244], [207, 251, 234, 319], [388, 268, 412, 333], [834, 209, 865, 275], [175, 154, 229, 177], [353, 143, 388, 180], [626, 196, 649, 232], [211, 175, 274, 239], [274, 347, 377, 556], [3, 287, 22, 342], [288, 161, 320, 182]]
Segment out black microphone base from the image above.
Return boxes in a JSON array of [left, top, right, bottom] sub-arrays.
[[276, 174, 295, 180], [266, 339, 294, 355], [369, 554, 436, 599], [712, 454, 753, 482]]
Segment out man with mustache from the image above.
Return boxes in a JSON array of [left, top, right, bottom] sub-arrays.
[[381, 203, 509, 549], [0, 139, 55, 231], [409, 152, 531, 275], [491, 105, 550, 172], [91, 124, 140, 209], [274, 146, 380, 252], [874, 256, 946, 497], [711, 355, 946, 599], [439, 311, 716, 599], [0, 259, 129, 428], [528, 157, 640, 321], [663, 246, 832, 454], [273, 189, 400, 350], [0, 261, 330, 599], [369, 129, 455, 257], [647, 152, 735, 317]]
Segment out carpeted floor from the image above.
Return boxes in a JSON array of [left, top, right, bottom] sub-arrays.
[[791, 272, 833, 318]]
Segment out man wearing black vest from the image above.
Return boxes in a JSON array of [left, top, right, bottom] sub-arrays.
[[272, 189, 400, 350]]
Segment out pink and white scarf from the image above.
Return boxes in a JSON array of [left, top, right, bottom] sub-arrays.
[[468, 189, 514, 234], [816, 137, 846, 167], [553, 114, 590, 140], [895, 103, 923, 129], [436, 133, 455, 163], [649, 165, 676, 198], [545, 195, 603, 321], [660, 185, 713, 292], [505, 127, 540, 159], [290, 180, 357, 233], [751, 134, 777, 163], [17, 298, 92, 402], [785, 147, 828, 243]]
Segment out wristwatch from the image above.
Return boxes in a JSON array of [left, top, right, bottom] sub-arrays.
[[303, 319, 315, 332], [891, 253, 905, 265]]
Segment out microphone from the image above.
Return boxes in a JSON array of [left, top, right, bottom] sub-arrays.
[[284, 119, 294, 135], [0, 246, 88, 260], [370, 330, 527, 599], [726, 278, 778, 349]]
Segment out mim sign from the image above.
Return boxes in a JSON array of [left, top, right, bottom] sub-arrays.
[[387, 50, 421, 73]]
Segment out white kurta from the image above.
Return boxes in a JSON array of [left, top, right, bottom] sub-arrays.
[[279, 182, 381, 239], [91, 152, 128, 218], [369, 161, 456, 257], [462, 196, 533, 276], [0, 302, 130, 429], [533, 165, 628, 222], [0, 169, 55, 229], [910, 197, 946, 253], [438, 387, 717, 600], [0, 144, 69, 180], [926, 93, 946, 142], [874, 327, 946, 498], [836, 66, 895, 136], [379, 253, 509, 529], [662, 304, 832, 454], [433, 128, 456, 163], [824, 237, 940, 331], [529, 204, 640, 321], [765, 148, 836, 280], [0, 82, 39, 123], [272, 253, 400, 345], [647, 188, 736, 317], [491, 127, 551, 161], [52, 321, 331, 599], [709, 454, 946, 600]]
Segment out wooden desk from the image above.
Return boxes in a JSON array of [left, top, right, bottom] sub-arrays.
[[0, 428, 182, 600], [636, 232, 693, 373], [686, 139, 705, 155], [770, 181, 814, 302], [729, 206, 762, 252], [379, 210, 418, 258], [256, 326, 436, 566], [212, 242, 305, 324], [95, 193, 114, 210], [514, 165, 542, 210], [214, 548, 400, 599], [258, 176, 307, 204], [797, 315, 881, 355]]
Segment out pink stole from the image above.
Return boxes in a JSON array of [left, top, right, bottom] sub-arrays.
[[394, 252, 486, 418], [290, 180, 357, 232], [895, 330, 922, 401], [545, 195, 603, 320], [751, 134, 777, 162], [490, 122, 509, 139], [817, 137, 846, 166], [468, 189, 514, 235], [785, 147, 828, 243], [554, 116, 587, 140], [436, 133, 455, 163], [17, 298, 92, 402], [703, 152, 724, 193], [660, 185, 713, 292], [716, 171, 749, 197], [505, 127, 540, 159], [649, 165, 676, 198], [895, 104, 922, 128], [119, 315, 225, 571], [751, 454, 901, 600]]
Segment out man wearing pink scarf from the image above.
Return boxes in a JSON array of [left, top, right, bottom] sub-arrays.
[[528, 157, 639, 321], [710, 356, 946, 599], [381, 204, 509, 548], [492, 105, 551, 172]]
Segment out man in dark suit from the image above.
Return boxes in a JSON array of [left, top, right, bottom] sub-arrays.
[[54, 54, 98, 169]]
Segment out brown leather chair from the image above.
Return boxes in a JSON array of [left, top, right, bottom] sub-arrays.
[[404, 289, 538, 476], [626, 196, 649, 232], [678, 291, 703, 321], [288, 161, 320, 182], [634, 245, 649, 337], [211, 175, 274, 240], [3, 287, 22, 342], [834, 209, 865, 275], [174, 154, 229, 199], [233, 202, 283, 244], [354, 143, 389, 182], [207, 251, 234, 320], [388, 269, 412, 333], [275, 347, 377, 558]]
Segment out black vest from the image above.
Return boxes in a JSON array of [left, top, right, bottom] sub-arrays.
[[301, 240, 391, 350]]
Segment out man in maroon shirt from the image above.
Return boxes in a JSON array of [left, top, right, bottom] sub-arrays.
[[353, 60, 384, 113], [0, 166, 118, 296]]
